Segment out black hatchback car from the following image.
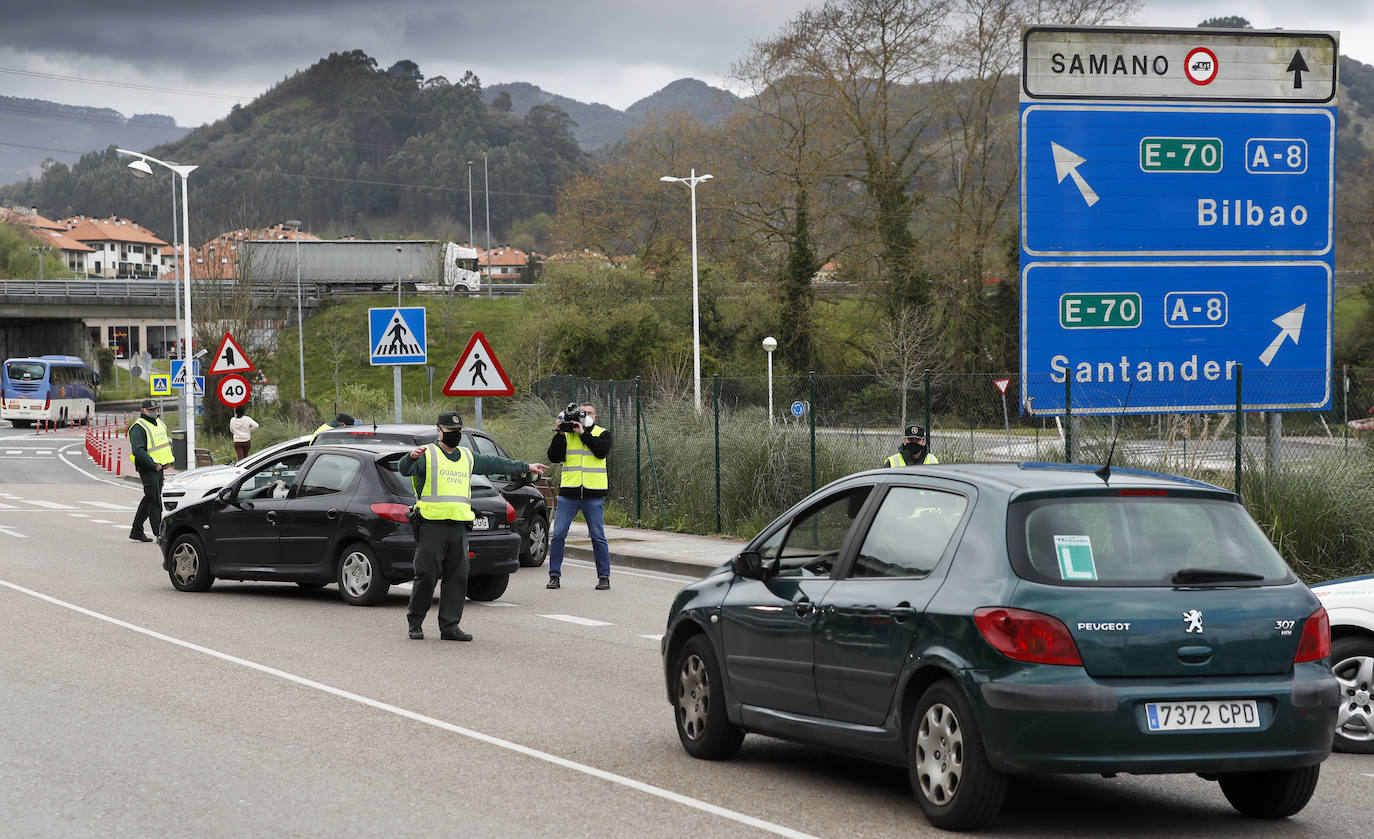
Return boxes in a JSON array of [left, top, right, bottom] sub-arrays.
[[158, 444, 520, 605], [314, 423, 549, 568], [661, 463, 1337, 831]]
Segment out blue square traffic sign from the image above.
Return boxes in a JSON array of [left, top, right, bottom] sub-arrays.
[[369, 307, 427, 366]]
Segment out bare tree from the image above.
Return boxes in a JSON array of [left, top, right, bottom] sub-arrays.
[[868, 304, 940, 426]]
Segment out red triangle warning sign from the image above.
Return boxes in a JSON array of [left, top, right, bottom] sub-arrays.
[[993, 377, 1011, 395], [209, 332, 255, 375], [443, 331, 514, 396]]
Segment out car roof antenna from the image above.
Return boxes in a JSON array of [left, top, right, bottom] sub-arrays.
[[1094, 381, 1133, 485]]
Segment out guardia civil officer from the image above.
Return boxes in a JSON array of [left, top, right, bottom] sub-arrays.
[[400, 412, 546, 641], [128, 399, 173, 541], [545, 402, 612, 590], [884, 424, 938, 467], [310, 412, 356, 443]]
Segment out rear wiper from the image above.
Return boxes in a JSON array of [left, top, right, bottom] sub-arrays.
[[1171, 568, 1265, 584]]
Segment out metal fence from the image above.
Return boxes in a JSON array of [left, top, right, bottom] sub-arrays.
[[532, 368, 1374, 548]]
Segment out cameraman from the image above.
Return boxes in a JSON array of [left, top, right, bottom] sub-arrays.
[[545, 402, 612, 590]]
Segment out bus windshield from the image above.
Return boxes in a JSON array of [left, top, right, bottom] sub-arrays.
[[5, 361, 46, 381]]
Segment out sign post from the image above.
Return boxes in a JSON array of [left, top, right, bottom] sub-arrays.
[[1019, 26, 1337, 416]]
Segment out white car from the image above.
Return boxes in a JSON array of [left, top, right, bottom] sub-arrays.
[[1311, 575, 1374, 753], [161, 435, 311, 513]]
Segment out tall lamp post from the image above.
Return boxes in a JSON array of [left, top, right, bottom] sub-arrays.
[[28, 246, 51, 282], [659, 169, 713, 412], [285, 219, 306, 400], [762, 336, 777, 426], [119, 148, 198, 455]]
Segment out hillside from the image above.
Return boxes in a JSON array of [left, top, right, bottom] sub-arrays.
[[0, 96, 189, 186]]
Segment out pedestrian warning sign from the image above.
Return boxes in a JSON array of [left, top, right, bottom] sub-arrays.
[[368, 307, 427, 366], [208, 331, 255, 375], [442, 331, 514, 396]]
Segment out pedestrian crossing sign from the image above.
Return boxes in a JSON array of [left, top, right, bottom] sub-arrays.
[[368, 307, 427, 366], [150, 374, 171, 396], [442, 331, 514, 396], [169, 359, 200, 388]]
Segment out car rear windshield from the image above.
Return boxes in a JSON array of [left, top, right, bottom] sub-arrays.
[[316, 429, 435, 445], [1008, 493, 1295, 586]]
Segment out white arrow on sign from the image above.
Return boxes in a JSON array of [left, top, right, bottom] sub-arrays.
[[1258, 304, 1306, 367], [1051, 142, 1100, 207]]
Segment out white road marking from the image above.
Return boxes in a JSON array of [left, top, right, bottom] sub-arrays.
[[0, 525, 27, 538], [68, 513, 89, 518], [540, 614, 613, 627], [0, 579, 821, 839], [0, 503, 17, 510], [82, 501, 133, 510], [639, 634, 664, 642], [57, 444, 142, 492], [23, 500, 74, 510], [5, 450, 20, 455], [558, 558, 702, 583]]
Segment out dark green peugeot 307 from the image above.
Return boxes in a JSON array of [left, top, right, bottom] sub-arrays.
[[661, 463, 1337, 831]]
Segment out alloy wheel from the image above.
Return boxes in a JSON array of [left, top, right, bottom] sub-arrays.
[[1334, 652, 1374, 746], [339, 549, 374, 599], [171, 542, 200, 587], [915, 702, 965, 805], [677, 653, 710, 741]]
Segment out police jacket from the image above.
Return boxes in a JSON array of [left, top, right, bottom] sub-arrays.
[[547, 424, 612, 500]]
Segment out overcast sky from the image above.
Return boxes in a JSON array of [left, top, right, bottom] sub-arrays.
[[0, 0, 1370, 128]]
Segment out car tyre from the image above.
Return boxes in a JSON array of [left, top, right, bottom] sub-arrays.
[[673, 635, 743, 760], [909, 680, 1006, 831], [1331, 635, 1374, 753], [466, 573, 509, 601], [336, 542, 389, 606], [1217, 764, 1320, 818], [168, 532, 214, 592], [518, 513, 549, 567]]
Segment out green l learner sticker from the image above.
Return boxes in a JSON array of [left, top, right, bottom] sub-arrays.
[[1054, 534, 1097, 580]]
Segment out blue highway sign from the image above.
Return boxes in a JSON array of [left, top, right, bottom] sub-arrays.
[[369, 307, 427, 366]]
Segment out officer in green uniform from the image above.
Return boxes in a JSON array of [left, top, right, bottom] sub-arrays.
[[399, 412, 546, 641], [885, 424, 939, 467], [128, 399, 174, 541], [310, 412, 356, 443]]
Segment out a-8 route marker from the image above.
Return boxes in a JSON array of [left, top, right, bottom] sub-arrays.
[[1019, 26, 1337, 415]]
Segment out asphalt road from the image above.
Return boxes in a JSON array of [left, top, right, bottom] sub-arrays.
[[1, 421, 1369, 838]]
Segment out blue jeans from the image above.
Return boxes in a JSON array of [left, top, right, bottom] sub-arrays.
[[548, 496, 609, 578]]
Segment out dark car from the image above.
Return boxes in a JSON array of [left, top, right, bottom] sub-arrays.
[[158, 444, 520, 605], [313, 423, 549, 568], [661, 462, 1338, 831]]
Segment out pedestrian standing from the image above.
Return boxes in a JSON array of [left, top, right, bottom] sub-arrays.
[[884, 424, 939, 467], [310, 412, 356, 443], [400, 412, 546, 641], [128, 399, 173, 542], [545, 402, 613, 590], [229, 405, 259, 461]]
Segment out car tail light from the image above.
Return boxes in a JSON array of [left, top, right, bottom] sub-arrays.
[[974, 607, 1083, 666], [1293, 606, 1330, 662], [505, 501, 516, 523], [370, 502, 412, 524]]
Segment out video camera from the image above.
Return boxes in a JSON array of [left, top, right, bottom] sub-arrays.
[[557, 402, 588, 433]]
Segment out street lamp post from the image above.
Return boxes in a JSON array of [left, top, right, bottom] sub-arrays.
[[28, 246, 50, 282], [285, 219, 305, 400], [118, 148, 198, 455], [762, 336, 777, 426], [659, 169, 713, 412]]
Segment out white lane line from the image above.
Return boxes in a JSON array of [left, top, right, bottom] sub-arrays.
[[0, 526, 27, 538], [639, 634, 664, 642], [0, 503, 17, 510], [57, 444, 142, 493], [23, 500, 75, 510], [5, 450, 20, 455], [540, 614, 614, 627], [89, 519, 114, 525], [34, 450, 51, 455], [82, 501, 133, 510], [0, 578, 820, 839], [68, 513, 90, 518]]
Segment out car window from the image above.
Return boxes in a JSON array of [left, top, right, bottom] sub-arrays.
[[851, 487, 967, 578], [237, 453, 308, 500], [298, 454, 362, 497], [467, 433, 504, 458], [1013, 495, 1295, 585], [775, 486, 873, 578]]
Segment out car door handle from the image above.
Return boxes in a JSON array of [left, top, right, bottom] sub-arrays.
[[793, 599, 814, 617], [326, 508, 340, 520], [265, 510, 278, 524], [890, 605, 917, 622]]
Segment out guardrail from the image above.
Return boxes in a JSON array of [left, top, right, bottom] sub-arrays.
[[0, 279, 534, 298]]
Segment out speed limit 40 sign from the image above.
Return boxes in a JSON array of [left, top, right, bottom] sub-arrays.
[[216, 374, 252, 408]]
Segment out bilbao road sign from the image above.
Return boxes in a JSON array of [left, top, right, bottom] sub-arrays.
[[1019, 25, 1337, 415]]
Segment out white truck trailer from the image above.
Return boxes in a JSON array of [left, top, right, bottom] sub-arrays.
[[240, 239, 481, 293]]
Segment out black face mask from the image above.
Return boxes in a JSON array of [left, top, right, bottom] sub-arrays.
[[441, 429, 463, 447], [901, 441, 927, 458]]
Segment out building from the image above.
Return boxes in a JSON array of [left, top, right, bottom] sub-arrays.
[[60, 215, 170, 279], [478, 246, 528, 281]]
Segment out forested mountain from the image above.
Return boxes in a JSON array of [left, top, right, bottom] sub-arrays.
[[0, 96, 189, 186], [0, 51, 591, 243]]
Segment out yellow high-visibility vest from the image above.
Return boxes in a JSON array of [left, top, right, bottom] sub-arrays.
[[885, 451, 939, 468], [130, 417, 173, 466], [414, 444, 474, 522], [310, 423, 331, 443], [560, 425, 607, 490]]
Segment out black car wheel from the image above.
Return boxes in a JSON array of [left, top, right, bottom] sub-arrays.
[[909, 680, 1006, 831], [673, 635, 743, 760], [1332, 635, 1374, 753], [336, 542, 389, 606], [168, 532, 214, 592], [1217, 764, 1321, 818], [519, 513, 549, 567], [466, 573, 509, 601]]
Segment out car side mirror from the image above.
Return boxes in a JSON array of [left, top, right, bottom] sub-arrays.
[[733, 550, 766, 579]]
